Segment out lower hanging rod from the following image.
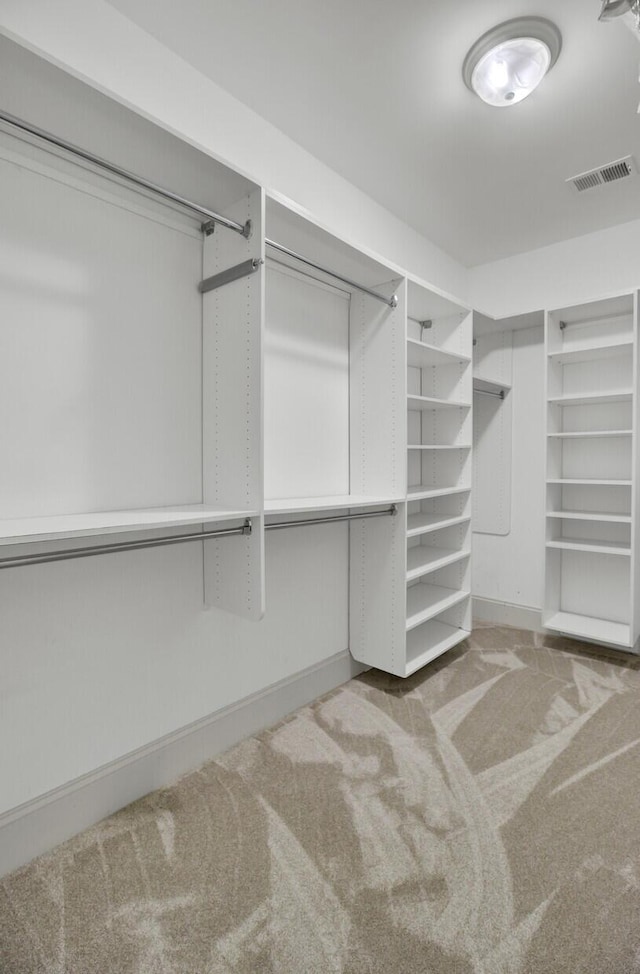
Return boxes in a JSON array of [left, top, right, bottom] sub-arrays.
[[0, 108, 251, 238], [266, 505, 397, 532], [265, 239, 398, 309], [0, 520, 252, 571]]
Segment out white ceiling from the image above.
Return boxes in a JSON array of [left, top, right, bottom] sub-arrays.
[[105, 0, 640, 267]]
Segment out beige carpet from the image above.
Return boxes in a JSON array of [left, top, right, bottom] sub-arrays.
[[3, 625, 640, 973]]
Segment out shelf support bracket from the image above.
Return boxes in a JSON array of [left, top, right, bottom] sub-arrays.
[[198, 257, 264, 295]]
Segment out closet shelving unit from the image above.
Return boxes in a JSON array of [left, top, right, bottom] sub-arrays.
[[400, 283, 473, 676], [543, 293, 639, 649], [263, 197, 408, 671], [0, 99, 265, 617]]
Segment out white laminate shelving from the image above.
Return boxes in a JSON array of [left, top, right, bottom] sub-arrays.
[[548, 430, 632, 439], [544, 292, 639, 650], [407, 394, 471, 411], [398, 282, 473, 676], [265, 201, 409, 680], [0, 110, 265, 618], [407, 512, 471, 537]]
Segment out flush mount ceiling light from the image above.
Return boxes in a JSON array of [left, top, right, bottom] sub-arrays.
[[463, 17, 562, 107]]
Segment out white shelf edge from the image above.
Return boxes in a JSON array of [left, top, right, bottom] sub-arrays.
[[548, 430, 632, 439], [405, 624, 470, 676], [407, 514, 471, 537], [547, 390, 633, 406], [407, 485, 471, 501], [546, 510, 631, 523], [406, 338, 471, 367], [406, 585, 470, 631], [546, 539, 631, 556], [407, 394, 471, 411], [546, 479, 632, 486], [547, 339, 633, 363], [0, 505, 257, 546], [406, 547, 470, 582], [407, 444, 471, 451], [543, 611, 631, 648]]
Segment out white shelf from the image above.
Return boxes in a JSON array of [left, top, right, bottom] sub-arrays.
[[407, 513, 470, 537], [407, 394, 471, 411], [544, 611, 631, 648], [407, 443, 471, 450], [264, 494, 403, 515], [548, 430, 632, 439], [0, 505, 255, 546], [408, 485, 471, 501], [546, 510, 631, 523], [406, 546, 470, 582], [548, 390, 633, 406], [406, 338, 470, 369], [546, 538, 631, 556], [406, 583, 469, 631], [548, 339, 633, 365], [405, 621, 470, 676], [473, 375, 511, 396], [547, 479, 632, 486]]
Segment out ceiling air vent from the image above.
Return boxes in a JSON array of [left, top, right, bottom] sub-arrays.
[[568, 156, 637, 192]]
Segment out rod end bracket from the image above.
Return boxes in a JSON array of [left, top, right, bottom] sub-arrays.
[[202, 220, 216, 236], [242, 518, 252, 536], [242, 219, 253, 240], [390, 294, 399, 309]]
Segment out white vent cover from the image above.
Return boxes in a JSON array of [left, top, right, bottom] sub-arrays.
[[567, 156, 637, 192]]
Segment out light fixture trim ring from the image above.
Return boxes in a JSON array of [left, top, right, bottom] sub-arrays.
[[462, 16, 562, 94]]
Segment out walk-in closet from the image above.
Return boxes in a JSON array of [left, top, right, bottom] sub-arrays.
[[2, 4, 640, 972]]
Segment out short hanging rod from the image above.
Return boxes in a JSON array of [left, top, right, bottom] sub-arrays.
[[0, 520, 252, 571], [265, 239, 398, 309], [474, 388, 505, 400], [0, 108, 251, 239], [265, 505, 397, 532]]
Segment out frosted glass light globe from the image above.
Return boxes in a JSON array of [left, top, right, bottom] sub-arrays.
[[462, 19, 561, 109], [471, 37, 551, 107]]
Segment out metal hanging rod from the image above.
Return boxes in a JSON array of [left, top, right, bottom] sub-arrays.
[[474, 388, 505, 400], [0, 520, 252, 571], [558, 310, 631, 330], [0, 108, 252, 239], [265, 239, 398, 309], [265, 505, 397, 532]]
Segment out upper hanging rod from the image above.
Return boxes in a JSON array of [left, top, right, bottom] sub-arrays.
[[266, 505, 397, 531], [0, 108, 251, 239], [0, 520, 252, 571], [266, 239, 398, 308]]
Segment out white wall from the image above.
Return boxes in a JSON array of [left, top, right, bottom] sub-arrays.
[[472, 326, 546, 614], [0, 0, 467, 303], [469, 218, 640, 318]]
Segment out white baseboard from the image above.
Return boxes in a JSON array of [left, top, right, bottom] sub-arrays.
[[0, 650, 365, 879], [472, 596, 543, 632]]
